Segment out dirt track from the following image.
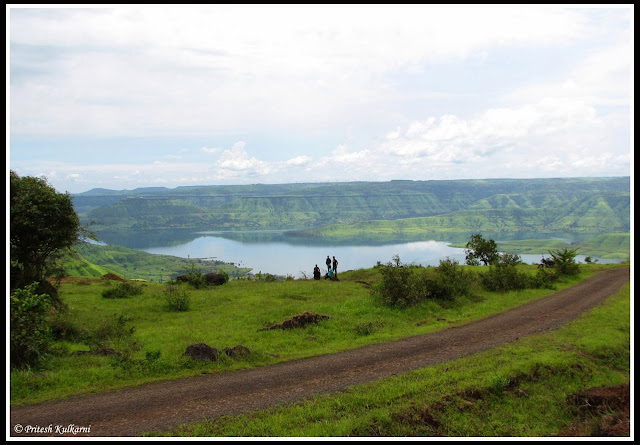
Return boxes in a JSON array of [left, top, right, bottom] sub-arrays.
[[10, 267, 630, 437]]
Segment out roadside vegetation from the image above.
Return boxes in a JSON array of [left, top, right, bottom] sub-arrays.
[[9, 260, 627, 407], [154, 280, 629, 437]]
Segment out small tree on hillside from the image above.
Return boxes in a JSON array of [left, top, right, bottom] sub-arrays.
[[549, 247, 580, 277], [464, 233, 499, 266]]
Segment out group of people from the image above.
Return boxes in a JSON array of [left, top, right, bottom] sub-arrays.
[[313, 255, 339, 280]]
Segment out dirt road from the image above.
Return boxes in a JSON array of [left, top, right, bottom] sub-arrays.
[[10, 267, 630, 437]]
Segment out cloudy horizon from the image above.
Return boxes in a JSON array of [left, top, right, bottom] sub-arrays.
[[8, 5, 633, 194]]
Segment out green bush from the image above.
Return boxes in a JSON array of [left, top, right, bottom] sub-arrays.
[[377, 256, 475, 307], [431, 257, 475, 299], [10, 283, 53, 369], [376, 255, 416, 307], [480, 264, 531, 292], [102, 281, 145, 299], [549, 248, 581, 277], [163, 284, 191, 311], [529, 267, 558, 290], [184, 264, 207, 289]]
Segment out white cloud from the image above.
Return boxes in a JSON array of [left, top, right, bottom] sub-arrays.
[[215, 142, 271, 177], [8, 5, 632, 192], [286, 155, 313, 167], [8, 5, 612, 137]]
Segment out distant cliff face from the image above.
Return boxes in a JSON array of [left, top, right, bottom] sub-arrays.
[[73, 177, 631, 234]]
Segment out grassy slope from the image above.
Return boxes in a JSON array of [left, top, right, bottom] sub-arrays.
[[455, 233, 630, 260], [10, 263, 628, 409], [158, 279, 630, 437], [66, 242, 252, 282]]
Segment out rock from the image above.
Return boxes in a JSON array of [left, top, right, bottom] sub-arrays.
[[205, 273, 228, 286], [183, 343, 219, 361], [259, 311, 330, 331]]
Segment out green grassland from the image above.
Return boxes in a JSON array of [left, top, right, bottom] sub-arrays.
[[10, 262, 628, 410], [155, 279, 630, 437], [64, 242, 252, 282], [448, 233, 630, 260]]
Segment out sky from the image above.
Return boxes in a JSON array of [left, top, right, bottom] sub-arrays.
[[7, 4, 634, 194]]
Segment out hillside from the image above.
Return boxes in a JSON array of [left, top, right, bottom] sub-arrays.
[[75, 177, 630, 235], [289, 192, 630, 240], [66, 242, 252, 282]]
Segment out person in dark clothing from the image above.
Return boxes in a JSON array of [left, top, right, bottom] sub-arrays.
[[326, 256, 332, 273], [313, 264, 321, 280], [332, 256, 338, 278]]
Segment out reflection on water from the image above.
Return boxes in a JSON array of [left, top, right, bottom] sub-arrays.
[[94, 229, 622, 278]]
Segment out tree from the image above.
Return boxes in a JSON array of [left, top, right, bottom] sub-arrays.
[[10, 171, 81, 292], [548, 247, 580, 277], [464, 233, 499, 266]]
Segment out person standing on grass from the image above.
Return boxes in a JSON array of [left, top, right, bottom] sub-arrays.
[[313, 264, 321, 280], [332, 256, 338, 278], [326, 256, 332, 274]]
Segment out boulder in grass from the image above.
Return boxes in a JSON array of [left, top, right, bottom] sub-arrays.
[[183, 343, 219, 361], [259, 311, 330, 331]]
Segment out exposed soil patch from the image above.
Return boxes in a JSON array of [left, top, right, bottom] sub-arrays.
[[561, 383, 630, 437], [102, 273, 125, 281], [10, 267, 629, 437], [258, 311, 330, 331], [183, 344, 251, 361]]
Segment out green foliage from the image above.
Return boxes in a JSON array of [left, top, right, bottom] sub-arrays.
[[480, 264, 531, 293], [376, 255, 416, 307], [184, 264, 207, 288], [377, 256, 475, 307], [549, 248, 581, 277], [163, 284, 191, 312], [413, 258, 476, 302], [102, 281, 145, 299], [88, 314, 137, 353], [464, 233, 499, 266], [10, 171, 81, 291], [10, 283, 53, 369]]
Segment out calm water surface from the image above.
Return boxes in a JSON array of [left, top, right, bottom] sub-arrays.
[[133, 231, 620, 278]]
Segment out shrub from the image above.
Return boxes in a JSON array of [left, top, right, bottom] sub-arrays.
[[376, 255, 416, 308], [10, 283, 53, 369], [163, 284, 191, 312], [377, 256, 475, 307], [480, 264, 531, 292], [102, 281, 145, 299], [529, 267, 558, 290], [549, 248, 580, 277], [432, 257, 475, 299], [185, 264, 207, 289]]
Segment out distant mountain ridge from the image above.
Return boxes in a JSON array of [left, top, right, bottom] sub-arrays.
[[73, 177, 630, 235]]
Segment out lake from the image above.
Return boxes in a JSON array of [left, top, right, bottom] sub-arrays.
[[98, 229, 621, 278]]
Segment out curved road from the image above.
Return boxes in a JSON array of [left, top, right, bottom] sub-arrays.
[[10, 267, 630, 437]]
